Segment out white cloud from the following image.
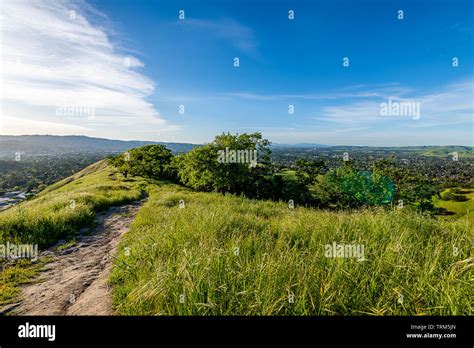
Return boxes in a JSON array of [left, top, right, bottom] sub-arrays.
[[2, 115, 89, 135], [0, 0, 173, 139]]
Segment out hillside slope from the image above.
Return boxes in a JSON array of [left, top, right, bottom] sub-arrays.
[[110, 184, 473, 315], [0, 160, 146, 247], [6, 200, 143, 315], [1, 161, 472, 315], [0, 161, 147, 306]]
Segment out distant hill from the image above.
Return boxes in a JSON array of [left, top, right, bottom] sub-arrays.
[[327, 145, 473, 157], [415, 146, 474, 158], [0, 135, 198, 157], [1, 135, 471, 158], [271, 143, 330, 148]]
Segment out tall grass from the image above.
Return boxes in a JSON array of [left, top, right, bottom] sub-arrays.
[[110, 184, 473, 315], [1, 160, 471, 315], [0, 161, 146, 248]]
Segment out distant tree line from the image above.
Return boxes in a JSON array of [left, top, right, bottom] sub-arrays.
[[271, 147, 474, 187], [109, 133, 444, 212]]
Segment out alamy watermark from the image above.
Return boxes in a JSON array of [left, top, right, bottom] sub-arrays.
[[324, 242, 365, 261], [0, 242, 38, 262], [18, 322, 55, 341], [56, 103, 95, 120], [380, 99, 420, 120], [217, 147, 258, 168]]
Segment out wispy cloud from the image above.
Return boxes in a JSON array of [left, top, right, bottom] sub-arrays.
[[315, 80, 473, 128], [263, 128, 471, 146], [0, 0, 174, 140], [228, 81, 473, 145], [225, 80, 472, 130], [180, 18, 258, 56], [226, 83, 414, 101]]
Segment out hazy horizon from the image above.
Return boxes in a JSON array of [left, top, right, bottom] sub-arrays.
[[1, 133, 472, 148]]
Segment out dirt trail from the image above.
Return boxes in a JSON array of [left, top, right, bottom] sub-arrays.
[[2, 200, 144, 315]]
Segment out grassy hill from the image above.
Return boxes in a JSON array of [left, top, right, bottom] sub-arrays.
[[1, 162, 472, 314], [110, 183, 473, 315], [0, 160, 146, 248], [417, 146, 474, 158], [0, 161, 149, 305], [319, 145, 473, 157], [434, 187, 474, 219]]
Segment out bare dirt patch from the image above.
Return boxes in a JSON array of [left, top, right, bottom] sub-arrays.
[[2, 200, 144, 315]]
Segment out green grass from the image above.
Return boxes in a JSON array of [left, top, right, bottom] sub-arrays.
[[433, 188, 474, 219], [110, 184, 473, 316], [280, 169, 297, 179], [1, 161, 472, 315], [0, 161, 147, 307], [0, 258, 51, 306], [54, 239, 77, 252], [0, 161, 147, 248], [417, 146, 474, 158]]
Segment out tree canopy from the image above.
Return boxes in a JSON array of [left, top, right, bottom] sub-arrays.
[[109, 133, 441, 212]]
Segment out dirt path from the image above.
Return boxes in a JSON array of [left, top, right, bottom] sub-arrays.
[[3, 200, 144, 315]]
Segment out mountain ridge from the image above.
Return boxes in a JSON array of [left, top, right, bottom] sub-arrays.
[[0, 135, 472, 157], [0, 135, 198, 156]]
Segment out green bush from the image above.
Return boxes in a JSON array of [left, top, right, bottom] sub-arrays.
[[109, 145, 173, 180]]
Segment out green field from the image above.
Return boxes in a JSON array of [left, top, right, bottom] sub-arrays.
[[110, 181, 473, 315], [433, 188, 474, 220], [1, 163, 472, 315], [418, 146, 474, 158]]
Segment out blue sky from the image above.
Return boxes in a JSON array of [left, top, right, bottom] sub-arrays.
[[1, 0, 473, 145]]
